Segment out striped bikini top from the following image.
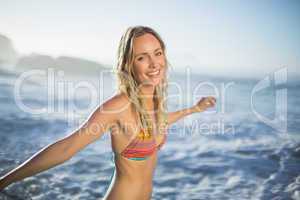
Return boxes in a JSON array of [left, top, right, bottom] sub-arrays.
[[115, 129, 167, 161]]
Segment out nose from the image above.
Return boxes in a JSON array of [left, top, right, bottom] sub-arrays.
[[149, 55, 159, 69]]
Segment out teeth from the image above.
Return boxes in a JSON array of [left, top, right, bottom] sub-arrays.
[[148, 70, 160, 76]]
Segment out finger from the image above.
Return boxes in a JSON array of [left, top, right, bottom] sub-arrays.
[[205, 101, 211, 106], [208, 97, 216, 105], [212, 97, 216, 103], [204, 98, 211, 105], [211, 97, 216, 103], [209, 96, 216, 103], [208, 99, 215, 106]]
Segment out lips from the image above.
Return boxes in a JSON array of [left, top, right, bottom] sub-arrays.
[[147, 69, 160, 76]]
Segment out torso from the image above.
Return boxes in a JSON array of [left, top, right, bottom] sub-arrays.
[[103, 93, 167, 200]]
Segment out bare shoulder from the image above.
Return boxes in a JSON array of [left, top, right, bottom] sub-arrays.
[[84, 92, 131, 124], [59, 93, 132, 155], [100, 92, 131, 114]]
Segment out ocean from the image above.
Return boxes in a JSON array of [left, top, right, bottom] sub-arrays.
[[0, 67, 299, 200]]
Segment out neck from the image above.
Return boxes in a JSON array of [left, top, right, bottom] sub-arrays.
[[139, 85, 155, 110]]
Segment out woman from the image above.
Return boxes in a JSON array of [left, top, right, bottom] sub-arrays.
[[0, 26, 216, 199]]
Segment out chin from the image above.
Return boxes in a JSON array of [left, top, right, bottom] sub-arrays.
[[139, 77, 162, 87], [149, 78, 162, 87]]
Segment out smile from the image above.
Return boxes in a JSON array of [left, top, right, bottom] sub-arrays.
[[147, 69, 160, 76]]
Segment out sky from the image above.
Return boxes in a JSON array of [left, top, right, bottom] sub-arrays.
[[0, 0, 299, 78]]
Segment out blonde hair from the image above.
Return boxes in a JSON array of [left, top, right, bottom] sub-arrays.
[[116, 26, 168, 137]]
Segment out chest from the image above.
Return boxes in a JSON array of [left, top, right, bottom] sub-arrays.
[[110, 109, 165, 154]]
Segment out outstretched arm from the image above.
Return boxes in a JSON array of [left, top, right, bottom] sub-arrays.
[[167, 96, 216, 125], [0, 95, 123, 190]]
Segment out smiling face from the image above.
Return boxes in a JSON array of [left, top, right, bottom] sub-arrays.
[[116, 26, 168, 133], [132, 33, 166, 88]]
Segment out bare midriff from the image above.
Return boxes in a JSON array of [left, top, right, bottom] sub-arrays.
[[103, 150, 158, 200]]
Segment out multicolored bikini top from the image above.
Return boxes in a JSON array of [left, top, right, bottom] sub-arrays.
[[115, 128, 167, 161]]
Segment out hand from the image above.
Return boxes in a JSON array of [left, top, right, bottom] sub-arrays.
[[192, 96, 216, 112]]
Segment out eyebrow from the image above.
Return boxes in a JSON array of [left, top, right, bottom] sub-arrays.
[[134, 48, 162, 57]]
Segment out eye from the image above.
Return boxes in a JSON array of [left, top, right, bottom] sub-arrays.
[[156, 51, 163, 56], [137, 56, 144, 61]]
